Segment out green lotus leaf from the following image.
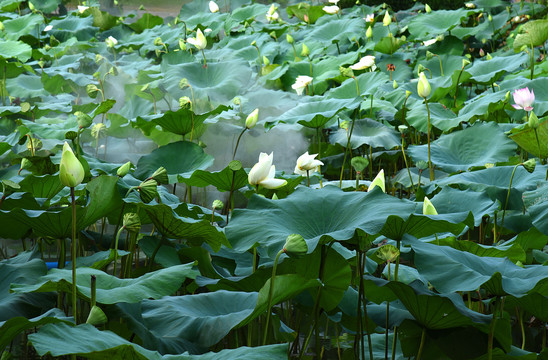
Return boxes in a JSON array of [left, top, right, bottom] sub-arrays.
[[408, 8, 479, 39], [10, 263, 199, 304], [47, 16, 98, 42], [6, 74, 49, 98], [405, 101, 461, 133], [18, 174, 64, 200], [327, 71, 390, 99], [329, 117, 400, 150], [134, 141, 214, 183], [31, 0, 59, 13], [513, 19, 548, 52], [454, 90, 507, 124], [523, 183, 548, 236], [464, 53, 528, 85], [451, 11, 508, 41], [374, 35, 405, 55], [225, 186, 417, 257], [0, 0, 22, 12], [508, 118, 548, 158], [411, 239, 548, 297], [304, 16, 364, 44], [178, 163, 249, 192], [509, 292, 548, 322], [499, 77, 548, 118], [407, 122, 517, 173], [72, 249, 129, 270], [431, 237, 526, 264], [29, 323, 289, 360], [127, 13, 164, 33], [3, 13, 43, 40], [286, 3, 325, 24]]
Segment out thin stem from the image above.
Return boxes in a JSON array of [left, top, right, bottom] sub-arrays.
[[339, 110, 357, 187], [232, 128, 247, 160], [70, 187, 78, 324], [226, 170, 237, 224], [401, 136, 414, 191], [500, 164, 519, 238], [416, 327, 426, 360], [534, 128, 543, 164], [425, 98, 434, 181], [263, 249, 284, 345], [454, 66, 465, 111], [353, 76, 360, 96], [307, 170, 310, 187], [201, 49, 208, 68], [436, 55, 443, 76], [113, 226, 124, 277]]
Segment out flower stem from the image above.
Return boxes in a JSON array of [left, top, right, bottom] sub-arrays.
[[113, 226, 124, 277], [201, 49, 207, 68], [500, 164, 519, 240], [233, 128, 247, 160], [534, 128, 543, 164], [416, 327, 426, 360], [487, 297, 501, 360], [70, 187, 78, 324], [262, 249, 284, 345], [353, 76, 360, 96], [425, 98, 434, 181], [401, 135, 415, 191]]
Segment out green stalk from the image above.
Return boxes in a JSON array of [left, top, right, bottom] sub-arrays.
[[201, 49, 208, 68], [232, 128, 247, 160], [385, 262, 391, 360], [113, 226, 124, 277], [262, 249, 284, 345], [534, 128, 543, 164], [530, 42, 534, 80], [353, 76, 360, 96], [339, 110, 357, 187], [500, 164, 519, 238], [436, 55, 443, 76], [425, 98, 434, 181], [90, 275, 96, 307], [401, 136, 414, 191], [416, 328, 426, 360], [487, 297, 501, 360], [454, 66, 465, 110], [70, 187, 78, 324], [226, 169, 237, 224]]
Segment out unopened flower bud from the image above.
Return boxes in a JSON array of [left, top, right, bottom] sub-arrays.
[[528, 111, 540, 129], [283, 234, 308, 258], [393, 80, 398, 89], [262, 56, 270, 66], [462, 58, 470, 67], [301, 43, 309, 57], [117, 161, 133, 177], [425, 4, 431, 13], [245, 108, 259, 129], [423, 196, 438, 215], [398, 125, 408, 134], [383, 10, 391, 26], [368, 169, 385, 192], [59, 142, 85, 188], [179, 39, 187, 51], [366, 26, 373, 39]]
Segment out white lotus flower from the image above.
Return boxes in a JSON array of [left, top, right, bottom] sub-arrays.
[[77, 5, 89, 13], [266, 4, 280, 22], [248, 152, 287, 189], [294, 152, 323, 175], [368, 169, 385, 193], [209, 1, 219, 13], [365, 14, 374, 23], [328, 0, 340, 3], [423, 38, 437, 46], [105, 36, 118, 48], [350, 55, 375, 70], [292, 75, 313, 95], [187, 28, 207, 50], [44, 25, 53, 32], [323, 5, 339, 14]]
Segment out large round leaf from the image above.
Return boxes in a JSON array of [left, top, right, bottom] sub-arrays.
[[134, 141, 214, 183], [408, 122, 517, 173], [329, 117, 400, 150]]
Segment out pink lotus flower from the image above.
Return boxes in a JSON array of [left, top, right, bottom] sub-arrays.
[[512, 87, 535, 111]]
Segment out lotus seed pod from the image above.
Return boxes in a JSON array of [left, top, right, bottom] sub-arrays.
[[138, 179, 159, 203], [245, 108, 259, 129], [150, 167, 169, 185], [179, 96, 192, 110], [351, 156, 369, 173], [198, 140, 207, 148], [301, 43, 310, 57], [91, 123, 106, 139], [286, 34, 294, 44], [212, 199, 224, 209], [339, 66, 354, 78], [86, 305, 107, 326], [398, 125, 408, 134], [65, 131, 78, 141], [416, 160, 428, 170], [340, 120, 350, 130], [95, 53, 103, 63], [251, 40, 257, 46], [75, 111, 93, 129], [233, 97, 241, 105], [179, 78, 189, 89], [59, 142, 85, 188], [423, 196, 438, 215], [86, 84, 99, 99], [20, 158, 31, 171], [117, 161, 133, 177], [426, 51, 435, 60], [528, 111, 540, 129], [26, 138, 42, 152], [522, 159, 536, 173], [123, 213, 141, 233], [376, 244, 399, 263], [154, 37, 163, 46], [283, 234, 308, 258]]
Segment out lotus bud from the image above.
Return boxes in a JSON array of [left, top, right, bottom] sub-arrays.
[[179, 38, 187, 51], [251, 40, 256, 47], [340, 120, 350, 130], [376, 244, 400, 263], [59, 142, 85, 188], [383, 10, 391, 26], [233, 97, 241, 106], [117, 161, 133, 177], [28, 2, 35, 11], [86, 305, 107, 326], [262, 56, 270, 66], [154, 37, 163, 46], [366, 26, 373, 39], [405, 90, 412, 98], [269, 31, 277, 40], [179, 78, 189, 89], [417, 72, 431, 99], [179, 96, 192, 110], [339, 66, 354, 78], [75, 111, 92, 129], [272, 193, 279, 200], [528, 111, 540, 129], [138, 179, 158, 203], [522, 159, 536, 173], [283, 234, 308, 258], [19, 158, 31, 173], [488, 13, 492, 22], [301, 43, 310, 57], [286, 34, 294, 44], [198, 140, 207, 148], [65, 131, 78, 141], [245, 108, 259, 129], [485, 53, 492, 60], [398, 125, 408, 134], [416, 160, 428, 170], [425, 4, 431, 13], [123, 213, 141, 233], [504, 91, 511, 102], [423, 196, 438, 215], [351, 156, 369, 173], [91, 123, 106, 139], [462, 58, 470, 67], [149, 166, 169, 185], [393, 80, 398, 89], [139, 5, 145, 10], [368, 169, 385, 192], [479, 48, 485, 57], [0, 22, 4, 32], [209, 1, 219, 13], [86, 84, 99, 99], [229, 160, 242, 171]]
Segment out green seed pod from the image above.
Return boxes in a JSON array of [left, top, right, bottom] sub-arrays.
[[150, 166, 169, 185], [123, 213, 141, 233], [91, 123, 106, 140], [351, 156, 369, 173], [86, 305, 107, 326], [75, 111, 93, 129], [86, 84, 99, 99], [416, 160, 428, 170], [179, 78, 189, 89], [65, 131, 78, 141], [283, 234, 308, 258], [232, 97, 241, 106], [138, 179, 158, 203], [154, 37, 163, 46], [212, 199, 224, 210], [375, 244, 399, 263], [179, 96, 192, 110], [340, 120, 350, 130], [26, 138, 42, 152], [339, 66, 354, 78], [522, 158, 536, 173]]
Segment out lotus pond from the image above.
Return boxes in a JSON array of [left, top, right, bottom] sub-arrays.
[[1, 0, 548, 359]]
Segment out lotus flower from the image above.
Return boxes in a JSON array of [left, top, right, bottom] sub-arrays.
[[368, 169, 385, 193], [294, 152, 324, 175], [187, 29, 207, 50], [512, 87, 534, 111], [266, 4, 279, 22], [365, 14, 374, 23], [292, 75, 313, 95], [350, 55, 375, 70], [417, 72, 431, 98], [383, 10, 391, 26], [209, 1, 219, 13], [248, 152, 287, 189], [323, 5, 339, 14], [245, 108, 259, 129], [59, 142, 84, 188], [105, 36, 117, 48]]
